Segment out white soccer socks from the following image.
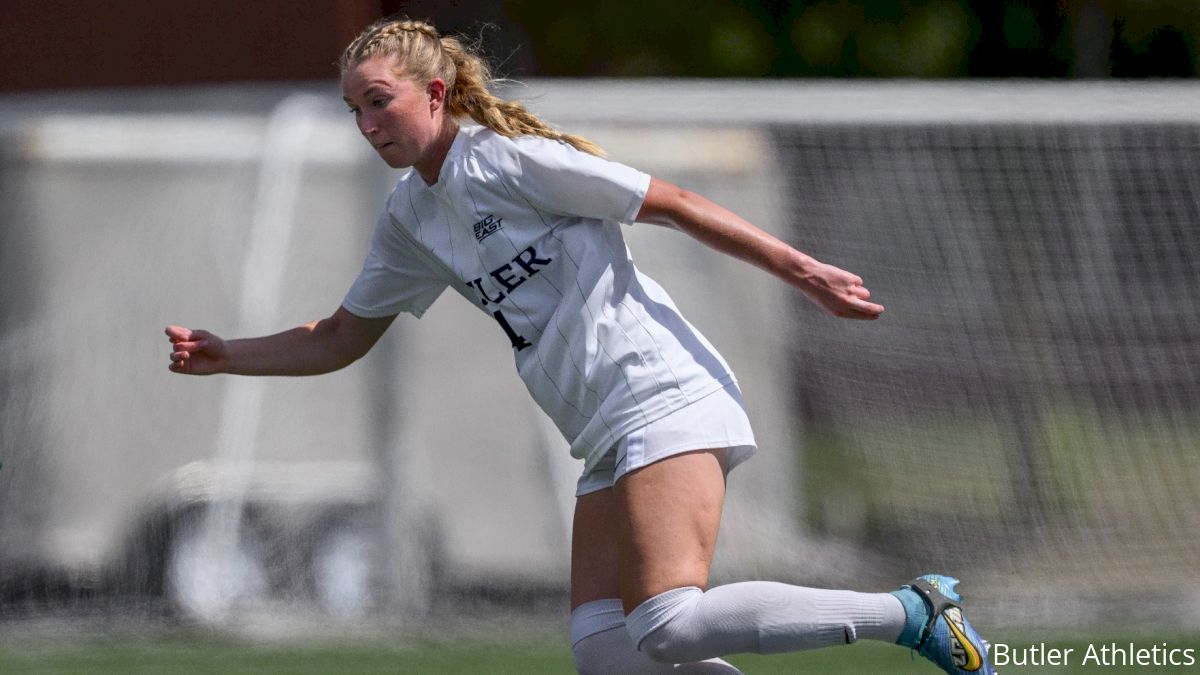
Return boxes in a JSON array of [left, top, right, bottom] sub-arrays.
[[570, 598, 744, 673], [625, 583, 908, 663]]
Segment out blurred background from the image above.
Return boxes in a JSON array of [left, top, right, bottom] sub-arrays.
[[2, 1, 1199, 672], [3, 0, 1200, 87]]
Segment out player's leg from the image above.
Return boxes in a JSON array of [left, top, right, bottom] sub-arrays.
[[614, 447, 996, 673], [613, 448, 728, 613], [615, 448, 904, 659], [570, 484, 743, 674]]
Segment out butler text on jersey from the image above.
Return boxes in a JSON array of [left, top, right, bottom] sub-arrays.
[[466, 245, 554, 307]]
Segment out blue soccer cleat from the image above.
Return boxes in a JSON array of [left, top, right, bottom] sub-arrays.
[[896, 574, 996, 674]]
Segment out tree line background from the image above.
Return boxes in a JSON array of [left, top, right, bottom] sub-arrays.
[[472, 0, 1199, 78], [1, 1, 1195, 92]]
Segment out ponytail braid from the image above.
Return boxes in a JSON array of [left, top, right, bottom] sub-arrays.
[[340, 18, 604, 157]]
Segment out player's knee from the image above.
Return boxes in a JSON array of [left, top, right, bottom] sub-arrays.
[[571, 635, 608, 675], [570, 599, 627, 674], [637, 623, 707, 663], [627, 586, 707, 663], [638, 631, 689, 663]]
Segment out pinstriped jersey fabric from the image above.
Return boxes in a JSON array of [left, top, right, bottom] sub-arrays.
[[343, 126, 736, 470]]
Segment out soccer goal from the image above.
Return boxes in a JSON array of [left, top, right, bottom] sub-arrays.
[[1, 81, 1197, 633]]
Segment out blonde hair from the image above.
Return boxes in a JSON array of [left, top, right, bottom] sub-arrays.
[[340, 18, 604, 157]]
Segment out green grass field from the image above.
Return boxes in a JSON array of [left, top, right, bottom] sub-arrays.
[[3, 634, 1199, 674]]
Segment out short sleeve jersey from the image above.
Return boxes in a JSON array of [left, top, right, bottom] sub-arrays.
[[343, 126, 736, 470]]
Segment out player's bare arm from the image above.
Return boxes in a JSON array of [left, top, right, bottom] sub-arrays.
[[636, 176, 885, 320], [166, 306, 395, 376]]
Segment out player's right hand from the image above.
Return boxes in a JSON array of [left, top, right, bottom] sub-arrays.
[[165, 325, 228, 375]]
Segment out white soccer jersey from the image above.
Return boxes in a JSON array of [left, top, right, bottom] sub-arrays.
[[343, 125, 736, 470]]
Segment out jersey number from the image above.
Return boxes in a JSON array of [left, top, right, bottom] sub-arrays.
[[492, 310, 531, 351]]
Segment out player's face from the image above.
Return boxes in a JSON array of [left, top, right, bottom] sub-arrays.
[[341, 56, 442, 173]]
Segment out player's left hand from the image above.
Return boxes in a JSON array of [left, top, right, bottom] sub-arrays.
[[796, 259, 885, 320]]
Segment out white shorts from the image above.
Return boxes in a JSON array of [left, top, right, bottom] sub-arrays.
[[575, 381, 758, 497]]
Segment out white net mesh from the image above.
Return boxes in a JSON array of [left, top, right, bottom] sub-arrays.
[[775, 121, 1200, 628]]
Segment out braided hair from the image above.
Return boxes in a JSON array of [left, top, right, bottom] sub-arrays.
[[340, 18, 604, 157]]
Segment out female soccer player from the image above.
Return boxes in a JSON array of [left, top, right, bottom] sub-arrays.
[[166, 18, 994, 675]]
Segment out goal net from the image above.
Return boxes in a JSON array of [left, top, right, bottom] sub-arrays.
[[775, 117, 1200, 629]]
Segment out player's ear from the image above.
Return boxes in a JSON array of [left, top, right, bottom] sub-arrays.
[[427, 79, 447, 112]]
